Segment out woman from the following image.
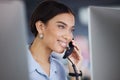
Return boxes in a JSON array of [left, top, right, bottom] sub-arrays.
[[28, 0, 82, 80]]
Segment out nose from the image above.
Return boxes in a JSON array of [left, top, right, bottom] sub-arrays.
[[63, 31, 73, 42]]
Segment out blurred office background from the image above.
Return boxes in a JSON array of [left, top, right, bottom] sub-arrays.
[[0, 0, 120, 80], [24, 0, 120, 80]]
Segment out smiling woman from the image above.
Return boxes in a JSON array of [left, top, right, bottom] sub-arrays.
[[42, 13, 75, 53], [28, 0, 82, 80]]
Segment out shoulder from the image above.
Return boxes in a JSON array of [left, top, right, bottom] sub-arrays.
[[51, 53, 65, 66], [50, 53, 68, 80], [50, 53, 68, 72]]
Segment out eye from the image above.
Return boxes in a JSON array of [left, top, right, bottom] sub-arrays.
[[71, 28, 75, 32], [58, 25, 65, 29]]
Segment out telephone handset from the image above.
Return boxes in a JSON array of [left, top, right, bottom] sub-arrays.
[[63, 41, 82, 79], [63, 41, 74, 59]]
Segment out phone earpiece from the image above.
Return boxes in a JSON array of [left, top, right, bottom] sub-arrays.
[[63, 42, 74, 59]]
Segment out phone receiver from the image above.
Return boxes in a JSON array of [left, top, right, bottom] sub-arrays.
[[63, 41, 74, 59]]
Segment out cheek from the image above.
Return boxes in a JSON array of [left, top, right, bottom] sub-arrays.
[[43, 29, 60, 45], [44, 30, 65, 52], [44, 27, 63, 40]]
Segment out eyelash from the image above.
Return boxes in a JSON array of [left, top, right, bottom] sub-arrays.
[[71, 28, 75, 32], [58, 25, 75, 33], [58, 25, 65, 29]]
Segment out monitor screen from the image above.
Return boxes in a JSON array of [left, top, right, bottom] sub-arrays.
[[88, 6, 120, 80], [0, 1, 29, 80]]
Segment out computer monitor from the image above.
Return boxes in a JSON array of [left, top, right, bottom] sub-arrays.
[[88, 6, 120, 80], [0, 1, 29, 80]]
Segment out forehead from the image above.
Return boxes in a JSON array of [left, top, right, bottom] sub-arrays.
[[47, 13, 75, 27]]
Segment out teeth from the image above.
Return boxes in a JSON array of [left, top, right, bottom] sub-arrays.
[[59, 41, 67, 48]]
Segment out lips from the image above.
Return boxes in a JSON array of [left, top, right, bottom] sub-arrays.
[[58, 40, 67, 48]]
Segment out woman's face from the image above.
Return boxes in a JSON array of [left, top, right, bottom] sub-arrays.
[[42, 13, 75, 53]]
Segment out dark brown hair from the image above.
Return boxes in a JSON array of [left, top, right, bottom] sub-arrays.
[[30, 0, 74, 37]]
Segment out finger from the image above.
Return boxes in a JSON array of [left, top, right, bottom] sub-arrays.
[[72, 40, 80, 51], [73, 44, 81, 56], [74, 45, 83, 60]]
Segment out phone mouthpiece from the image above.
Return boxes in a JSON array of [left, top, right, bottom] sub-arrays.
[[63, 42, 74, 59]]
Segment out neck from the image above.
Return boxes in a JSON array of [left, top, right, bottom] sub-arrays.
[[30, 36, 52, 63]]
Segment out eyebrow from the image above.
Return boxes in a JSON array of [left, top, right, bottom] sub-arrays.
[[56, 21, 75, 28]]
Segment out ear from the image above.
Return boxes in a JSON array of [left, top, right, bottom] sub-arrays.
[[35, 21, 45, 34]]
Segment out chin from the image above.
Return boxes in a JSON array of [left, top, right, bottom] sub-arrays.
[[56, 50, 64, 53], [54, 48, 65, 54], [52, 44, 66, 53]]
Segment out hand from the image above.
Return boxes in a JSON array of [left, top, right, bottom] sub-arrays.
[[68, 40, 83, 72]]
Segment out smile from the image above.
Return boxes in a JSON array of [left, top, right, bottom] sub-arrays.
[[58, 40, 67, 48]]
